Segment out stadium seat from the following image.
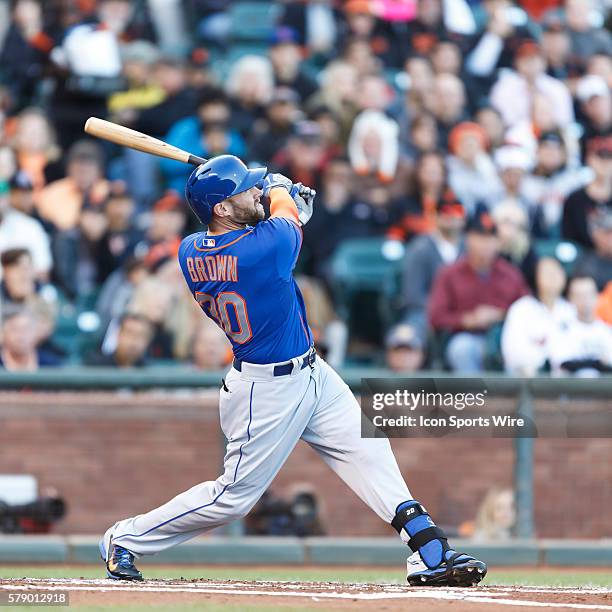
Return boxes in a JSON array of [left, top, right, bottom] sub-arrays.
[[229, 2, 281, 42], [50, 289, 103, 364], [330, 238, 405, 347], [533, 239, 582, 277]]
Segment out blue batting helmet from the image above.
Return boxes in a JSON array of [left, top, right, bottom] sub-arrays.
[[185, 155, 267, 225]]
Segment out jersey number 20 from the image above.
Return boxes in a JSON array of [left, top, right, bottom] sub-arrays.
[[195, 291, 253, 344]]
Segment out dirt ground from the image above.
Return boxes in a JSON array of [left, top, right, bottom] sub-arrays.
[[1, 577, 611, 611]]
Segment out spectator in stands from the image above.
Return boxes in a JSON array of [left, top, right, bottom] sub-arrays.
[[355, 73, 394, 114], [0, 248, 57, 345], [86, 312, 153, 367], [0, 173, 52, 280], [563, 0, 612, 61], [475, 106, 505, 153], [11, 107, 63, 190], [37, 140, 109, 232], [161, 88, 246, 193], [270, 121, 327, 193], [501, 257, 573, 375], [431, 74, 470, 147], [466, 0, 533, 97], [428, 209, 529, 372], [472, 487, 516, 542], [490, 40, 574, 130], [430, 40, 463, 77], [573, 208, 612, 291], [302, 157, 354, 279], [133, 58, 198, 138], [308, 105, 344, 156], [96, 186, 143, 283], [385, 323, 425, 373], [7, 171, 45, 226], [402, 113, 439, 160], [338, 1, 399, 68], [522, 131, 591, 235], [447, 122, 501, 213], [46, 0, 127, 149], [562, 136, 612, 248], [348, 110, 400, 185], [399, 191, 465, 343], [401, 0, 467, 64], [400, 56, 435, 118], [248, 87, 301, 165], [191, 319, 231, 371], [0, 0, 51, 109], [96, 256, 148, 333], [340, 176, 398, 239], [596, 281, 612, 325], [387, 152, 448, 242], [0, 147, 17, 189], [278, 0, 339, 56], [225, 55, 274, 139], [0, 308, 61, 371], [108, 40, 163, 126], [342, 37, 381, 79], [585, 53, 612, 89], [268, 27, 318, 102], [492, 145, 535, 213], [492, 202, 538, 291], [140, 191, 187, 261], [305, 60, 358, 144], [549, 275, 612, 375], [119, 253, 198, 362], [52, 202, 108, 298], [296, 275, 347, 368], [576, 75, 612, 162], [540, 15, 576, 82]]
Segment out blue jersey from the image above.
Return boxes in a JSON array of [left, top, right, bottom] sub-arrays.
[[178, 217, 313, 364]]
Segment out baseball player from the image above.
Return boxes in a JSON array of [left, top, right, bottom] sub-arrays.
[[99, 155, 487, 586]]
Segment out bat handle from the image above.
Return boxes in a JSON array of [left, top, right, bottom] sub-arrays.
[[188, 154, 208, 166]]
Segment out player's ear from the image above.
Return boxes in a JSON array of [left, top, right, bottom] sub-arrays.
[[213, 201, 229, 218]]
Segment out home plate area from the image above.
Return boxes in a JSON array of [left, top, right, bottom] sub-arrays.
[[2, 579, 612, 610]]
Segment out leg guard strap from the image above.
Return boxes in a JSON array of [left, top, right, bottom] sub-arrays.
[[392, 500, 450, 569], [405, 526, 448, 553], [391, 502, 428, 534]]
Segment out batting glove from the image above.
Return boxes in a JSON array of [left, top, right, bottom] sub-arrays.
[[262, 173, 294, 197], [293, 183, 316, 226]]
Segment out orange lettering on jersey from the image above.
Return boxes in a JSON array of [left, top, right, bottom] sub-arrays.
[[227, 256, 238, 282], [205, 256, 217, 281], [216, 255, 227, 281], [186, 257, 198, 283], [195, 257, 208, 281]]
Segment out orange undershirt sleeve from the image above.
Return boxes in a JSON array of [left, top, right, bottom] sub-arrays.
[[269, 187, 299, 225]]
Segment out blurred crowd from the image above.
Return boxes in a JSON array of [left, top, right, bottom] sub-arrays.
[[0, 0, 611, 375]]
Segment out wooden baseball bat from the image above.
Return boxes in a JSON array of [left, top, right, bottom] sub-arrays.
[[84, 117, 207, 166]]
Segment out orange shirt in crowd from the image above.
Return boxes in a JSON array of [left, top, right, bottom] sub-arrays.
[[36, 178, 110, 231], [596, 282, 612, 325], [18, 151, 48, 191]]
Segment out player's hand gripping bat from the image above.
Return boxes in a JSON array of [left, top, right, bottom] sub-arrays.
[[84, 117, 207, 166]]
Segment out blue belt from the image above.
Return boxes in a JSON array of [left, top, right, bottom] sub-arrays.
[[233, 348, 316, 376]]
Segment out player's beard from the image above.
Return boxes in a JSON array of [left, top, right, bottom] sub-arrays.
[[234, 202, 265, 226]]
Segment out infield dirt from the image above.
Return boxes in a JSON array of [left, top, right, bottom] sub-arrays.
[[2, 577, 612, 611]]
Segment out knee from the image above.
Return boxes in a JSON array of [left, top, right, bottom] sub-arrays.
[[446, 333, 483, 371]]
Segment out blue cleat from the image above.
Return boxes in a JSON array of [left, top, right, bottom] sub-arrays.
[[406, 549, 487, 587], [99, 529, 143, 581], [393, 500, 487, 587]]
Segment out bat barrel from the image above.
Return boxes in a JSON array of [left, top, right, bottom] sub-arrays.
[[84, 117, 206, 166]]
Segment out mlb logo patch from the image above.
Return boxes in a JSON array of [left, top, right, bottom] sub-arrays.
[[202, 238, 216, 247]]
